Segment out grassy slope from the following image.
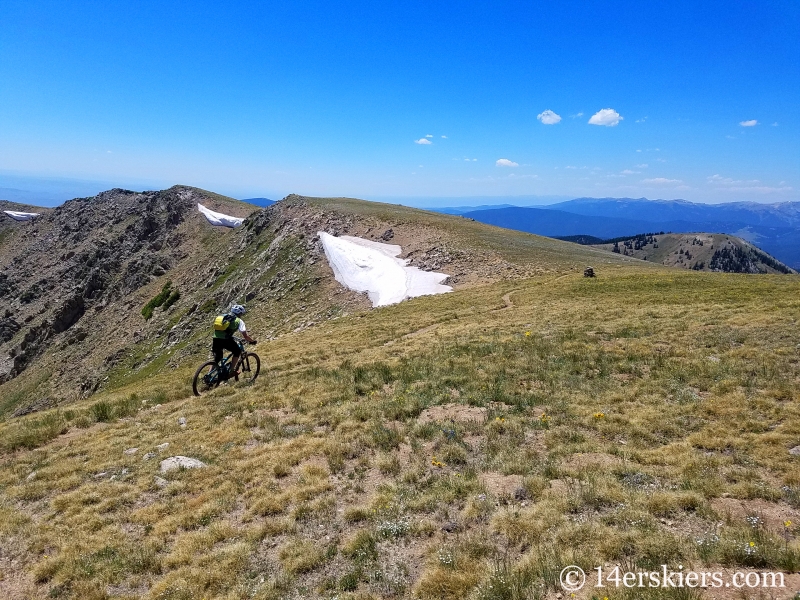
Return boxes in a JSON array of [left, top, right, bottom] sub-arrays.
[[1, 267, 799, 599]]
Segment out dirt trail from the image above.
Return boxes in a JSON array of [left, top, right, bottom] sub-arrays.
[[492, 272, 573, 313], [492, 290, 518, 312], [402, 322, 442, 339]]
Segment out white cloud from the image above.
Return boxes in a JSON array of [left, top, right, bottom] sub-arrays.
[[463, 158, 478, 161], [571, 112, 584, 118], [772, 122, 778, 127], [588, 108, 623, 127], [621, 169, 637, 175], [425, 134, 434, 138], [635, 117, 648, 123], [642, 178, 682, 185], [496, 158, 519, 167], [739, 119, 758, 127], [636, 164, 648, 168], [732, 185, 792, 193], [414, 138, 432, 145], [708, 174, 764, 186], [537, 109, 562, 125], [709, 174, 792, 193], [441, 135, 448, 138], [565, 165, 577, 169]]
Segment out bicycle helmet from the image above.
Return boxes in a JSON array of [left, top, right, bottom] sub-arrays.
[[230, 304, 246, 316]]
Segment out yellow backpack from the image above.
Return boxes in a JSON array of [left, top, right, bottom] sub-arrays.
[[214, 314, 235, 332]]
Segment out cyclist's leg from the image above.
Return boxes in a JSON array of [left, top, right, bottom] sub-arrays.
[[212, 338, 224, 365], [223, 337, 242, 372]]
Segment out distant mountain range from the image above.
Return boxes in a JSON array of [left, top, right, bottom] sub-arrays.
[[241, 197, 275, 207], [430, 204, 518, 215], [437, 198, 800, 269]]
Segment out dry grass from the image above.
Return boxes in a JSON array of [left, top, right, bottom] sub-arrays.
[[0, 268, 798, 599]]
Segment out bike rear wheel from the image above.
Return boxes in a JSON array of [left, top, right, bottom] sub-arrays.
[[236, 352, 260, 384], [192, 361, 220, 396]]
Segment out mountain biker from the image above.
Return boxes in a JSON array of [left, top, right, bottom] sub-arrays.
[[212, 304, 257, 377]]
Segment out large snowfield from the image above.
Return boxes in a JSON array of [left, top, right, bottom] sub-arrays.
[[197, 203, 244, 228], [318, 232, 452, 307]]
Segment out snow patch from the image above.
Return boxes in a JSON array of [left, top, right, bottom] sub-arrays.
[[198, 203, 244, 228], [318, 232, 452, 307], [3, 210, 40, 221]]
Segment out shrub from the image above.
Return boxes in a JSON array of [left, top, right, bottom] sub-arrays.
[[141, 281, 174, 320], [91, 401, 113, 423], [163, 290, 180, 309]]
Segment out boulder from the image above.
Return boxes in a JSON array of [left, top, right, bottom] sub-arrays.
[[159, 456, 206, 473]]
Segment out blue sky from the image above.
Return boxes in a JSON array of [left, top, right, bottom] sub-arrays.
[[0, 0, 797, 206]]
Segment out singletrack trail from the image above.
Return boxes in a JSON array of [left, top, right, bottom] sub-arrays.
[[493, 290, 518, 311], [491, 272, 575, 313]]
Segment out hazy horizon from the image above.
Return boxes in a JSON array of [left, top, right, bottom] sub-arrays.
[[3, 171, 800, 210]]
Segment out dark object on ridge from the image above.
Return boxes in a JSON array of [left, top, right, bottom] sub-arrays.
[[380, 228, 394, 241], [584, 266, 595, 278]]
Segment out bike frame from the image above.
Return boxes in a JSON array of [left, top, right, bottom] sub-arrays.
[[209, 339, 247, 381]]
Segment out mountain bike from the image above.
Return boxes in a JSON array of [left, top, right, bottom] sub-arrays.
[[192, 338, 260, 396]]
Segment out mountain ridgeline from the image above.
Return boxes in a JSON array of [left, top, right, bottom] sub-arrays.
[[453, 197, 800, 269], [0, 186, 626, 416]]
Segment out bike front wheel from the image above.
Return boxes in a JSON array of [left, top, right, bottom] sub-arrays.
[[236, 352, 260, 384], [192, 361, 220, 396]]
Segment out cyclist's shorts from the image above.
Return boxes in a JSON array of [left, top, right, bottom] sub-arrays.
[[212, 337, 242, 363]]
